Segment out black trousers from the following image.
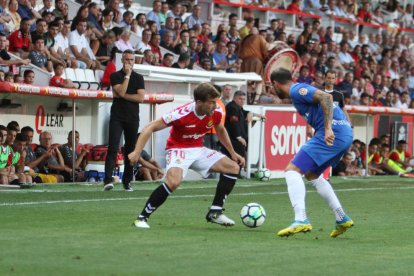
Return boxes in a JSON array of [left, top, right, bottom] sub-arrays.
[[104, 116, 139, 184]]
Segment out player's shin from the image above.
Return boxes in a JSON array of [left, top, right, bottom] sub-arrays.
[[310, 176, 345, 221], [210, 173, 238, 209], [285, 170, 308, 221], [139, 182, 172, 219]]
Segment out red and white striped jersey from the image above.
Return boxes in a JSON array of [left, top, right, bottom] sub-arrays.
[[162, 102, 223, 149]]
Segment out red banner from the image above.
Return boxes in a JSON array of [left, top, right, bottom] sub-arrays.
[[264, 110, 307, 171], [0, 81, 174, 104]]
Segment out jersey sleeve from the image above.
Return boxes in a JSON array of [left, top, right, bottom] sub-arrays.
[[389, 152, 400, 162], [290, 84, 318, 105], [162, 104, 190, 126]]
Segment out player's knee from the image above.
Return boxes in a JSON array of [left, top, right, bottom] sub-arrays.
[[228, 161, 240, 174]]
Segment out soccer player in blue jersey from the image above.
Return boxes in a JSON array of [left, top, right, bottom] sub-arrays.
[[271, 68, 354, 238]]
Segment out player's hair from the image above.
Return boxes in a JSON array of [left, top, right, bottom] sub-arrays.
[[21, 126, 34, 133], [381, 143, 390, 149], [193, 83, 220, 101], [398, 140, 407, 145], [15, 133, 28, 143], [234, 90, 246, 97], [270, 68, 292, 84], [324, 70, 337, 77], [7, 121, 19, 130], [369, 138, 381, 147]]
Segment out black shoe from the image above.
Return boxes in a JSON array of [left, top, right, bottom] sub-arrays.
[[123, 183, 133, 192]]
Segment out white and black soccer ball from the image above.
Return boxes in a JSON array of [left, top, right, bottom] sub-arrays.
[[256, 168, 271, 181], [240, 203, 266, 228]]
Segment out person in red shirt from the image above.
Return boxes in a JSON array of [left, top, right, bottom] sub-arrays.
[[8, 18, 32, 58], [101, 47, 118, 89], [49, 63, 77, 88], [128, 83, 245, 229], [357, 2, 372, 22], [149, 33, 162, 65]]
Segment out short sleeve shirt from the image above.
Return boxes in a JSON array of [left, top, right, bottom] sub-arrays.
[[110, 70, 145, 121]]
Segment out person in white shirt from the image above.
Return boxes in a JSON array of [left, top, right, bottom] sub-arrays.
[[135, 13, 146, 43], [114, 27, 134, 52], [337, 42, 354, 70], [136, 28, 152, 53], [119, 0, 133, 18], [55, 20, 78, 68], [119, 10, 134, 29], [69, 18, 98, 69]]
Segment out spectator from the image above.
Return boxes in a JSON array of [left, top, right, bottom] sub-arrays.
[[238, 28, 268, 103], [49, 63, 77, 88], [100, 8, 119, 32], [197, 23, 211, 43], [172, 52, 190, 69], [17, 0, 41, 32], [93, 31, 114, 66], [160, 52, 173, 67], [35, 131, 69, 181], [114, 27, 134, 52], [107, 0, 122, 23], [59, 130, 88, 181], [69, 18, 99, 69], [226, 41, 241, 73], [7, 17, 31, 58], [198, 39, 214, 70], [332, 152, 362, 176], [338, 42, 355, 70], [401, 91, 410, 108], [136, 28, 152, 53], [55, 19, 77, 68], [146, 0, 161, 30], [20, 126, 43, 183], [160, 30, 175, 52], [200, 58, 212, 71], [174, 29, 190, 55], [167, 2, 182, 20], [297, 65, 312, 84], [185, 4, 203, 29], [119, 10, 134, 29], [238, 17, 254, 39], [357, 2, 372, 23], [38, 0, 53, 14], [142, 49, 155, 65], [53, 0, 67, 20], [101, 46, 118, 89], [149, 33, 162, 64], [335, 72, 353, 97], [134, 13, 146, 42], [30, 18, 47, 44], [134, 148, 163, 181], [212, 41, 228, 71], [0, 33, 30, 65], [28, 37, 53, 72], [119, 0, 133, 17], [87, 2, 104, 37], [5, 0, 21, 33], [158, 2, 169, 27], [23, 69, 34, 84]]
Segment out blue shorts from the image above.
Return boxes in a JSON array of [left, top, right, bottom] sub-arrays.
[[292, 150, 345, 176], [292, 132, 352, 176]]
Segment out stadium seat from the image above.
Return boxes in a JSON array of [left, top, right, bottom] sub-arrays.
[[64, 68, 80, 88], [85, 69, 100, 90], [74, 69, 90, 89], [95, 69, 104, 83]]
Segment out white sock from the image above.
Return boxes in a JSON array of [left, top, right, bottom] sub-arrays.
[[285, 170, 307, 221], [310, 176, 345, 221]]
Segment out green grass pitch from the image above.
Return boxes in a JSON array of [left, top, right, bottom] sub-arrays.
[[1, 176, 414, 275]]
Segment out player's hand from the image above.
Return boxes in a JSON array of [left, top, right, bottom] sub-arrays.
[[232, 153, 245, 167], [124, 64, 132, 76], [325, 128, 335, 146], [128, 151, 140, 166]]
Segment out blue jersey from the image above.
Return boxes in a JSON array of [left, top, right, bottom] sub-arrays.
[[290, 83, 352, 137]]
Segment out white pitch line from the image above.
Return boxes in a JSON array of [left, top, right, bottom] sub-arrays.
[[0, 186, 413, 207]]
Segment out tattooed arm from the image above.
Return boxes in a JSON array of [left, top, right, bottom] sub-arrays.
[[313, 90, 335, 146]]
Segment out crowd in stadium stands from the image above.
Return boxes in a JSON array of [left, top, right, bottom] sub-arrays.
[[0, 0, 413, 107], [333, 136, 414, 177], [2, 0, 414, 184]]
